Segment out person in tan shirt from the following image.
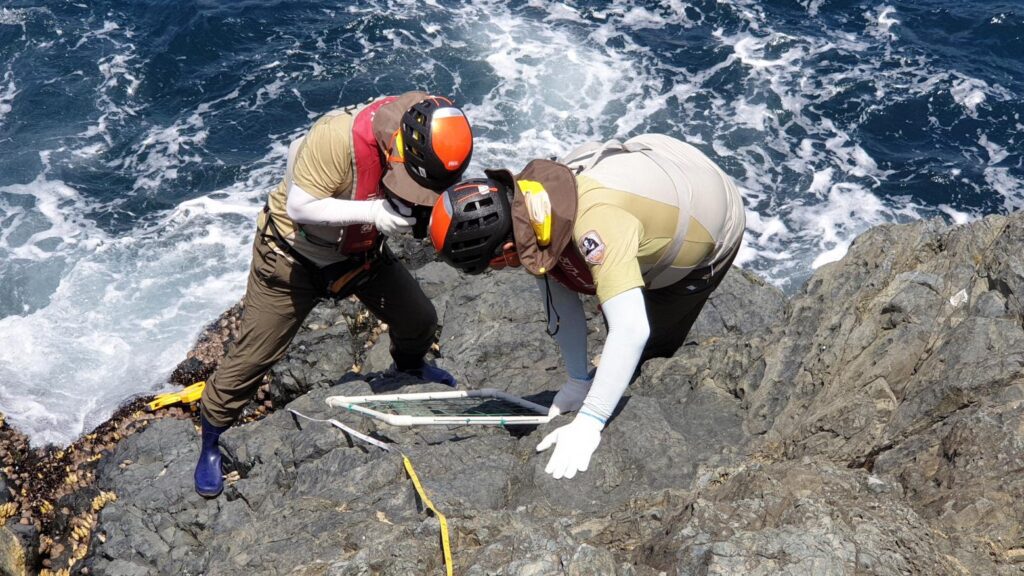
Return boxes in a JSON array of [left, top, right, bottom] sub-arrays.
[[195, 92, 474, 498], [429, 134, 745, 481]]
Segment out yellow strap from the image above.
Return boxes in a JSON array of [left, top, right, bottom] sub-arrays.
[[403, 455, 453, 576]]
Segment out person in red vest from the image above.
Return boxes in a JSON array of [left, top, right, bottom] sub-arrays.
[[429, 134, 745, 481], [195, 92, 474, 497]]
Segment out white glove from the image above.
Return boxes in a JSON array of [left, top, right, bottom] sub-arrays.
[[548, 376, 593, 417], [369, 199, 414, 235], [536, 413, 604, 479]]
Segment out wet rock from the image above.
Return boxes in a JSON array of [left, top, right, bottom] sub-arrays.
[[0, 519, 36, 576]]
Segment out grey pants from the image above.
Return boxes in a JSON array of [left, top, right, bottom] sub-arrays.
[[200, 232, 437, 427]]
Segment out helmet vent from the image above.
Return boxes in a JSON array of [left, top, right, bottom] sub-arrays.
[[454, 237, 488, 250], [455, 219, 479, 232]]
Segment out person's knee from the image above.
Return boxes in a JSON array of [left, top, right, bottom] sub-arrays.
[[392, 299, 437, 339], [418, 299, 438, 330]]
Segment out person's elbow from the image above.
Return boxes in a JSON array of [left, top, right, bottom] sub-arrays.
[[603, 286, 650, 344], [285, 201, 300, 222], [286, 183, 317, 224], [285, 191, 305, 222], [623, 313, 650, 345]]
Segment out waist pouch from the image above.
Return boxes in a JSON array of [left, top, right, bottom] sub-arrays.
[[261, 205, 392, 298]]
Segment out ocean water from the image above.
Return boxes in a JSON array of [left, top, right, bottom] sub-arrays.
[[0, 0, 1021, 446]]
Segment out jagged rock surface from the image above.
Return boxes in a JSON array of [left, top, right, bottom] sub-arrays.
[[82, 214, 1024, 575]]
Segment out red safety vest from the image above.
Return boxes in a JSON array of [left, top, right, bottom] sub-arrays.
[[339, 96, 398, 253], [549, 244, 597, 295]]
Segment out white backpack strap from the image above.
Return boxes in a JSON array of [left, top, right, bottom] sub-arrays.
[[284, 137, 303, 188], [637, 146, 693, 288], [561, 139, 653, 174], [288, 103, 360, 185], [333, 95, 375, 116]]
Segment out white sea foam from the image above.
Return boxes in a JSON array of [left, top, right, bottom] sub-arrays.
[[617, 6, 669, 29], [868, 6, 900, 40], [433, 0, 664, 168], [114, 89, 242, 194], [952, 78, 989, 118], [75, 20, 144, 151], [800, 0, 825, 16], [123, 113, 208, 192], [938, 204, 974, 225], [979, 134, 1009, 165], [0, 175, 104, 261], [985, 168, 1024, 211], [0, 69, 16, 124], [539, 2, 583, 24], [0, 7, 33, 26], [0, 173, 266, 445], [792, 183, 891, 269], [0, 111, 284, 444]]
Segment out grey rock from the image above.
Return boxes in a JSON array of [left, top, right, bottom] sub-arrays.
[[689, 267, 789, 341], [362, 332, 393, 374], [267, 298, 364, 406], [84, 213, 1024, 575], [645, 461, 965, 576], [566, 543, 617, 575]]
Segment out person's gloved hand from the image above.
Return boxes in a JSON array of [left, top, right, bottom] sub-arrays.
[[399, 362, 458, 388], [369, 199, 414, 235], [536, 413, 604, 479], [548, 376, 593, 417]]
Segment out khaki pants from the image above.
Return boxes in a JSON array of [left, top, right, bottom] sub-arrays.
[[200, 232, 437, 427], [640, 242, 740, 362]]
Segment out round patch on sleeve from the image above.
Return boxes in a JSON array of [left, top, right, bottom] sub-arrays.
[[579, 230, 606, 265]]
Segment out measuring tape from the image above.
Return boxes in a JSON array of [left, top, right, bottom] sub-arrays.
[[289, 409, 454, 575]]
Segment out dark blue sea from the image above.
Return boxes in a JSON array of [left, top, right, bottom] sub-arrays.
[[1, 0, 1021, 445]]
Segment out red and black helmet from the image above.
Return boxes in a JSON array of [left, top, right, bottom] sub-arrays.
[[401, 97, 473, 190], [429, 178, 513, 275]]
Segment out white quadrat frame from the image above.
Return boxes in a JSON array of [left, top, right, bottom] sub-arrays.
[[325, 389, 555, 426]]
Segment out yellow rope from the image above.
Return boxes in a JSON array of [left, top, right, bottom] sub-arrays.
[[403, 455, 453, 576]]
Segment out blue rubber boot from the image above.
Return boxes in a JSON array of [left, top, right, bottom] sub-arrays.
[[400, 362, 457, 388], [194, 414, 229, 498]]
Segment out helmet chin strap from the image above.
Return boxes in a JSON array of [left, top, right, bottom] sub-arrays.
[[487, 241, 520, 270], [543, 274, 561, 337]]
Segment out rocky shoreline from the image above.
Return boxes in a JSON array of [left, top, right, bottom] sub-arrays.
[[4, 214, 1024, 575]]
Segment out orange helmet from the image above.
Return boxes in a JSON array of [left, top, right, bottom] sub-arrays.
[[400, 97, 473, 190], [429, 178, 514, 275]]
